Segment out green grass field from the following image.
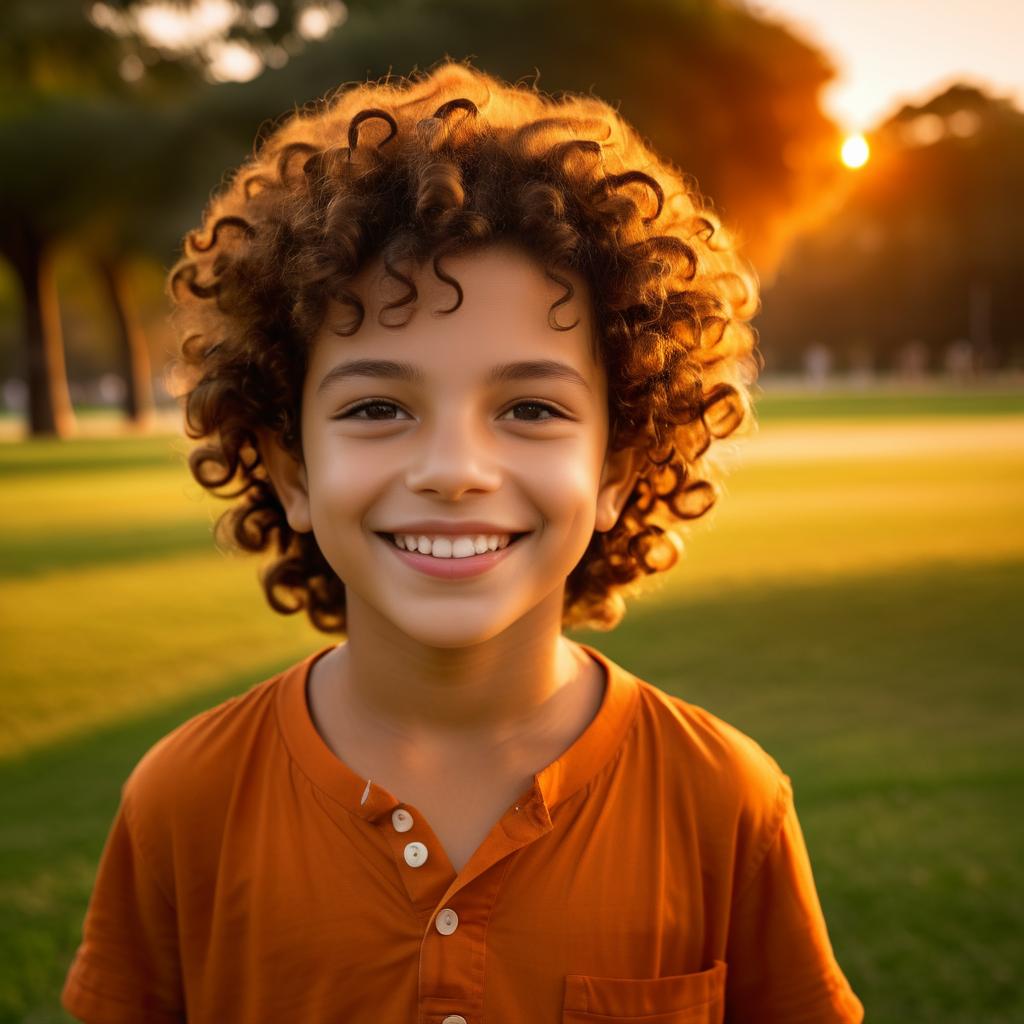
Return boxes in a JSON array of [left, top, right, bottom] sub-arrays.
[[1, 389, 1022, 1023]]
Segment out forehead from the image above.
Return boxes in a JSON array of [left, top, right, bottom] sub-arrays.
[[308, 242, 604, 387]]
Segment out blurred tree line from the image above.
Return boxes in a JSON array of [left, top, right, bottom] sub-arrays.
[[1, 0, 840, 437], [758, 84, 1024, 376], [11, 1, 1018, 437]]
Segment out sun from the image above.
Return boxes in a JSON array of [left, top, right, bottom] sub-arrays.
[[841, 133, 870, 169]]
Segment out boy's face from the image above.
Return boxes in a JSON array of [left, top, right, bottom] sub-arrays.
[[259, 241, 641, 648]]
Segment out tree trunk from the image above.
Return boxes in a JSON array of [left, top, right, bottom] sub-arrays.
[[98, 256, 155, 428], [7, 223, 76, 438]]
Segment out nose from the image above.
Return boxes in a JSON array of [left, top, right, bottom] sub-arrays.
[[403, 408, 502, 499]]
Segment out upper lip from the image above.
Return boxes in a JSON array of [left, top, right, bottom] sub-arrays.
[[377, 520, 531, 536]]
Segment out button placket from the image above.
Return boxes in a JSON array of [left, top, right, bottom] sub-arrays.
[[418, 849, 521, 1024], [381, 801, 459, 911], [394, 807, 432, 870]]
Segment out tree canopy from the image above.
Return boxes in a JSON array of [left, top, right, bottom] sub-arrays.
[[2, 0, 843, 434], [758, 84, 1024, 374]]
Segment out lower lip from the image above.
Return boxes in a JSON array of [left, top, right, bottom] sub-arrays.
[[378, 533, 528, 579]]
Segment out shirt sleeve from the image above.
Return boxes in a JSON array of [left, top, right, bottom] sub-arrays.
[[724, 773, 865, 1024], [61, 782, 185, 1024]]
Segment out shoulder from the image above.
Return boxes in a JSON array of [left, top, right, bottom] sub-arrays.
[[631, 677, 791, 849], [118, 657, 298, 879], [133, 666, 277, 772]]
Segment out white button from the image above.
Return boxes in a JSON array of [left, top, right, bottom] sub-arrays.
[[392, 808, 413, 832], [435, 907, 459, 934], [441, 1017, 467, 1024], [403, 841, 428, 867]]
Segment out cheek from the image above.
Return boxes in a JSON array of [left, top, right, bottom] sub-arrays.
[[528, 454, 601, 523], [310, 444, 380, 495], [304, 448, 379, 538]]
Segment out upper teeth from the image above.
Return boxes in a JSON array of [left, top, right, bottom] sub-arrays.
[[393, 534, 513, 558]]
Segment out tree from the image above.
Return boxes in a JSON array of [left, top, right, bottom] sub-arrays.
[[89, 0, 841, 276], [2, 0, 842, 435], [757, 84, 1024, 373], [0, 0, 195, 436]]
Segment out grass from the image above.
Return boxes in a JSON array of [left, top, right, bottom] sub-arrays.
[[0, 387, 1021, 1023]]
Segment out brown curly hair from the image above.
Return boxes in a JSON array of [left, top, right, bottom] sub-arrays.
[[166, 59, 762, 636]]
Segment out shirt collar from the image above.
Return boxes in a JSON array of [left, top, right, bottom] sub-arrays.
[[275, 640, 640, 822]]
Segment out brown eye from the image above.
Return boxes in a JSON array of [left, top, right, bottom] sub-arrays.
[[504, 401, 564, 421], [335, 400, 407, 420]]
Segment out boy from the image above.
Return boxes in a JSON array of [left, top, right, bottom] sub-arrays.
[[62, 62, 865, 1023]]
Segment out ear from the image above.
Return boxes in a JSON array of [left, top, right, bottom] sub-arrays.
[[255, 427, 313, 534], [595, 444, 645, 534]]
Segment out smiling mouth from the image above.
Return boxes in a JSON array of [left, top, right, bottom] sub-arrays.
[[375, 532, 531, 552]]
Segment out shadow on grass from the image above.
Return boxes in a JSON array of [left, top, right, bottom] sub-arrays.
[[0, 654, 298, 1023], [1, 522, 216, 580], [0, 435, 187, 478]]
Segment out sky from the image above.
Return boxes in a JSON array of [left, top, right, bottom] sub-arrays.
[[748, 0, 1023, 132]]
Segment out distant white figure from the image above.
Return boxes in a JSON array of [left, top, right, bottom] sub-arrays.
[[847, 345, 875, 390], [98, 373, 127, 405], [803, 343, 832, 389], [945, 339, 974, 383], [897, 339, 929, 380], [2, 378, 28, 413]]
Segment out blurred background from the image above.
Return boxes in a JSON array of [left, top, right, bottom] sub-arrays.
[[1, 1, 1021, 1021]]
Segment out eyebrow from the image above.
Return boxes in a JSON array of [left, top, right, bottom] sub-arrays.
[[316, 358, 592, 395]]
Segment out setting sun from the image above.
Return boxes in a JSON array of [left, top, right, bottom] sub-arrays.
[[841, 133, 870, 168]]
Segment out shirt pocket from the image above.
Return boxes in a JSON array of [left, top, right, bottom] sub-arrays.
[[563, 960, 726, 1023]]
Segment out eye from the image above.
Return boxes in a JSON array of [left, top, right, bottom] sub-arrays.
[[334, 399, 409, 421], [500, 401, 566, 422]]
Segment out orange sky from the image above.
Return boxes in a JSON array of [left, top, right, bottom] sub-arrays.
[[749, 0, 1023, 131]]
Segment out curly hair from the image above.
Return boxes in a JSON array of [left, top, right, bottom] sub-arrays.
[[166, 59, 762, 636]]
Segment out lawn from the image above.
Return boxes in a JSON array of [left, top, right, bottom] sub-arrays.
[[1, 388, 1021, 1023]]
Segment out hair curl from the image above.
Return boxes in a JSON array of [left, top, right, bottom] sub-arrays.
[[166, 59, 762, 635]]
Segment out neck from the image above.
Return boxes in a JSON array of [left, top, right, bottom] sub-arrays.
[[328, 590, 591, 749]]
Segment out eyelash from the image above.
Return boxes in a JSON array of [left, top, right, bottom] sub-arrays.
[[334, 399, 567, 422]]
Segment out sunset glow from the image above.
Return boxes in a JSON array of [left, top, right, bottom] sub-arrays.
[[750, 0, 1024, 132], [841, 133, 870, 168]]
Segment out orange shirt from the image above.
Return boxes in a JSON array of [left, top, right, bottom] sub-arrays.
[[62, 642, 864, 1024]]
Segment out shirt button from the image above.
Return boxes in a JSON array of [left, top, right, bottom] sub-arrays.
[[403, 841, 428, 867], [392, 808, 413, 832], [441, 1017, 467, 1024], [435, 907, 459, 935]]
